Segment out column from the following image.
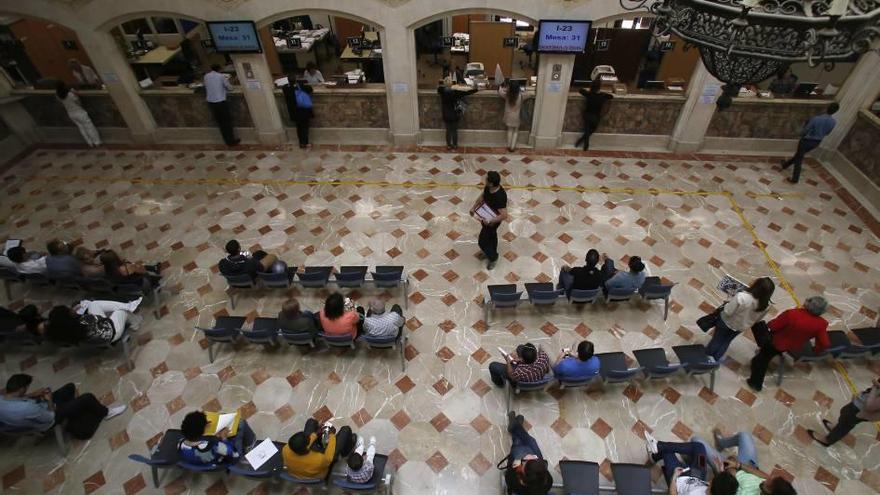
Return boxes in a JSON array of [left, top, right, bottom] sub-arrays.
[[230, 53, 285, 145], [821, 51, 880, 152], [530, 54, 575, 149], [381, 24, 420, 145], [77, 30, 157, 143], [668, 61, 722, 152], [0, 75, 39, 145]]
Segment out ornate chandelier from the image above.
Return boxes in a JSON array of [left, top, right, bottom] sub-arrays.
[[619, 0, 880, 85]]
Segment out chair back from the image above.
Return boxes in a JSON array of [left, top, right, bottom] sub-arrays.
[[224, 273, 257, 289], [0, 267, 21, 282], [280, 331, 316, 346], [569, 288, 601, 304], [241, 329, 277, 345], [557, 375, 600, 389], [297, 269, 330, 288], [336, 266, 367, 288], [257, 271, 291, 288], [514, 376, 552, 392], [320, 332, 355, 348], [559, 460, 600, 495], [611, 463, 652, 495], [640, 283, 673, 299], [200, 327, 239, 343], [370, 269, 403, 288], [490, 291, 523, 308], [529, 289, 563, 305], [333, 454, 388, 490], [362, 334, 399, 349], [606, 287, 636, 302]]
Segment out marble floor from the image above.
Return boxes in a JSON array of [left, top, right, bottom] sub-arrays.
[[0, 145, 878, 495]]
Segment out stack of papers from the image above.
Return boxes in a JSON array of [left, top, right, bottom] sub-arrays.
[[244, 438, 278, 470], [717, 274, 748, 296]]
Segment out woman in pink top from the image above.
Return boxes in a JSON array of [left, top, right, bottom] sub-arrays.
[[319, 293, 361, 338]]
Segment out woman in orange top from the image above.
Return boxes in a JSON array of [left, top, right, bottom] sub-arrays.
[[319, 293, 362, 338]]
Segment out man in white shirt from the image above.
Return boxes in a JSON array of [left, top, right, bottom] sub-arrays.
[[203, 64, 240, 146], [302, 62, 324, 85], [5, 246, 47, 275], [645, 432, 739, 495], [69, 59, 101, 87], [363, 300, 404, 339]]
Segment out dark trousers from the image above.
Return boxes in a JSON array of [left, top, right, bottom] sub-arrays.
[[747, 343, 783, 390], [444, 120, 459, 148], [478, 224, 500, 262], [489, 345, 527, 387], [509, 421, 543, 461], [575, 114, 600, 150], [657, 441, 708, 484], [52, 383, 108, 439], [295, 119, 310, 147], [705, 317, 739, 360], [209, 101, 237, 145], [783, 138, 821, 182], [825, 402, 865, 445]]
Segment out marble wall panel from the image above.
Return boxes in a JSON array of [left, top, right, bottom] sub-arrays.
[[417, 92, 535, 131], [562, 96, 683, 135], [707, 100, 826, 139], [839, 111, 880, 188], [21, 93, 126, 128], [143, 93, 253, 128], [274, 93, 390, 128]]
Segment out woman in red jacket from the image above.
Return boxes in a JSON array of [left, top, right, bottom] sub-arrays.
[[746, 296, 830, 391]]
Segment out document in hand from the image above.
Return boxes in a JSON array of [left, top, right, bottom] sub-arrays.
[[203, 410, 242, 436], [245, 438, 278, 470], [475, 203, 498, 223], [717, 274, 747, 296]]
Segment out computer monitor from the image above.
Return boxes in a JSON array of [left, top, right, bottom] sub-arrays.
[[793, 82, 818, 97], [644, 80, 666, 90]]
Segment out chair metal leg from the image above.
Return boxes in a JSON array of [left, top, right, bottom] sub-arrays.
[[208, 342, 215, 363], [709, 369, 716, 392], [400, 336, 406, 372], [229, 290, 236, 310], [53, 424, 68, 455], [484, 299, 491, 327], [403, 278, 409, 310], [776, 355, 784, 386], [151, 466, 160, 488], [123, 337, 134, 370], [663, 297, 669, 321], [506, 386, 511, 413], [3, 280, 11, 300]]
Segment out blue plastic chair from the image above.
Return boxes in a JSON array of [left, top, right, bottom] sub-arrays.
[[297, 266, 333, 288], [257, 271, 293, 289], [332, 454, 390, 493], [672, 344, 721, 392], [595, 352, 643, 384], [569, 288, 601, 305], [484, 284, 524, 326], [128, 430, 184, 487], [556, 374, 601, 390], [611, 463, 653, 495], [320, 332, 356, 350], [278, 472, 326, 487], [241, 317, 279, 346], [194, 316, 245, 363], [223, 273, 257, 309], [361, 331, 407, 372], [371, 266, 408, 309], [527, 285, 564, 306], [507, 376, 552, 412], [560, 460, 600, 495], [852, 327, 880, 357], [605, 287, 638, 303], [778, 333, 850, 385], [335, 266, 368, 288], [228, 440, 286, 479], [633, 348, 682, 380], [640, 282, 676, 320], [280, 331, 318, 348]]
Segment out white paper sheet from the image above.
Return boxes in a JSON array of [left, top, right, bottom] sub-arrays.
[[475, 203, 498, 223], [245, 438, 278, 470], [4, 239, 21, 255], [215, 412, 236, 433]]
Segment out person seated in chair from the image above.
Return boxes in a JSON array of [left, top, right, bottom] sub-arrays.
[[277, 298, 319, 337], [2, 246, 47, 275], [0, 304, 46, 337], [552, 340, 600, 382], [603, 254, 647, 293], [557, 248, 605, 296], [644, 431, 739, 495], [319, 293, 363, 339], [73, 246, 105, 278], [345, 435, 378, 483], [691, 428, 796, 495], [0, 373, 126, 440], [100, 250, 161, 288], [489, 342, 550, 388], [45, 239, 82, 279], [218, 239, 278, 279], [363, 299, 404, 339], [178, 410, 254, 465], [282, 418, 355, 480], [45, 297, 142, 344]]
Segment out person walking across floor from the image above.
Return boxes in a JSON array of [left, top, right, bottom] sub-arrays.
[[809, 376, 880, 446], [746, 296, 830, 391], [204, 64, 240, 146], [438, 80, 477, 150], [56, 82, 101, 147], [283, 77, 314, 149], [703, 277, 775, 361], [469, 171, 508, 270], [781, 102, 838, 183], [498, 81, 524, 151], [575, 78, 613, 151]]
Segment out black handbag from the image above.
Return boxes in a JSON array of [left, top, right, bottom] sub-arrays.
[[697, 306, 723, 332], [751, 320, 772, 348]]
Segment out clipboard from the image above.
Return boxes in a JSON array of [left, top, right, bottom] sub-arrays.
[[204, 410, 242, 436], [475, 203, 498, 223]]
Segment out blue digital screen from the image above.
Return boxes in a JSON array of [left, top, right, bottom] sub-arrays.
[[536, 20, 592, 53], [207, 21, 262, 53]]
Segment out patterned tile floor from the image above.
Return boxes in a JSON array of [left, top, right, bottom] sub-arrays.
[[0, 145, 878, 495]]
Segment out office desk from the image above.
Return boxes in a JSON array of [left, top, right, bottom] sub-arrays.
[[130, 46, 182, 66], [340, 32, 382, 61]]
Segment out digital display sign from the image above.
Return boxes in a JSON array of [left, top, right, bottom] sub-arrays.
[[536, 20, 591, 53], [207, 21, 262, 53]]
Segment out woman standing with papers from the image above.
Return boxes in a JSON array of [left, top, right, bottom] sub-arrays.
[[469, 171, 508, 270]]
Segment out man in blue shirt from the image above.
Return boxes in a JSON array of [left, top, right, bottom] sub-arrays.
[[552, 340, 600, 381], [604, 254, 647, 293], [782, 102, 838, 184]]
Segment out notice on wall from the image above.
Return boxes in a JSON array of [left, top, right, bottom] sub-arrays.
[[246, 80, 262, 91], [547, 82, 563, 93], [101, 72, 120, 84], [699, 82, 721, 104], [392, 82, 409, 94]]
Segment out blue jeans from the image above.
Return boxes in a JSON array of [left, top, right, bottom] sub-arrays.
[[691, 432, 758, 473], [705, 317, 739, 360], [656, 441, 708, 484], [509, 421, 543, 461]]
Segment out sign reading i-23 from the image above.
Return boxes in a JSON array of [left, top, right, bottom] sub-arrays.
[[536, 20, 592, 53], [207, 21, 262, 52]]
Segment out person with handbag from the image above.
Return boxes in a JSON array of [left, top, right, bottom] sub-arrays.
[[501, 411, 553, 495], [809, 376, 880, 446], [438, 80, 477, 150], [746, 296, 830, 391], [282, 76, 315, 149], [702, 278, 775, 360]]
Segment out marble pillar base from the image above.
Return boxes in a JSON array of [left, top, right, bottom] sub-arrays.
[[821, 149, 880, 217], [36, 127, 132, 144], [152, 128, 259, 144], [420, 129, 532, 147], [561, 132, 670, 152], [304, 127, 391, 145], [702, 137, 798, 153]]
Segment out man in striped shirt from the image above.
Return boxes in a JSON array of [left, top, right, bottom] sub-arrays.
[[489, 343, 550, 387], [363, 300, 405, 339], [345, 435, 377, 483]]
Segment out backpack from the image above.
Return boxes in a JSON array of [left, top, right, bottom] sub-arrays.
[[294, 85, 312, 109]]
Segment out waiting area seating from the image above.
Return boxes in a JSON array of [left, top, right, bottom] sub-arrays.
[[129, 429, 393, 493], [502, 460, 667, 494], [0, 325, 136, 369], [222, 265, 409, 309], [776, 327, 880, 385], [194, 315, 408, 371], [0, 422, 68, 456], [482, 276, 675, 326]]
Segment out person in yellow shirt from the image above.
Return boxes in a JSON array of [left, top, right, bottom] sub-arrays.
[[282, 418, 354, 479]]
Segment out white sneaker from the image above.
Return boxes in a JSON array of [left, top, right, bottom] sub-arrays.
[[127, 297, 143, 313], [368, 436, 376, 447], [105, 404, 127, 420], [645, 431, 659, 455]]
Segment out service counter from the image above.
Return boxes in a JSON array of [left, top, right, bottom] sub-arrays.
[[706, 97, 830, 139], [563, 92, 686, 135], [272, 84, 389, 129], [839, 109, 880, 189], [417, 89, 535, 131], [140, 88, 253, 128], [11, 89, 126, 128]]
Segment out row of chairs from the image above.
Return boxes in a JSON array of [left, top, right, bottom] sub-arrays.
[[0, 326, 136, 369], [0, 267, 162, 312], [0, 423, 68, 456], [223, 265, 409, 309], [776, 327, 880, 385], [195, 315, 408, 371], [507, 344, 720, 412], [504, 460, 667, 495], [483, 277, 675, 326], [129, 429, 392, 494]]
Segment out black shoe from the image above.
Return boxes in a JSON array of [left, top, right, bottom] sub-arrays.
[[808, 429, 831, 447], [746, 379, 762, 392], [229, 138, 241, 146], [786, 178, 798, 184], [507, 411, 517, 432], [780, 160, 790, 170], [822, 419, 833, 432]]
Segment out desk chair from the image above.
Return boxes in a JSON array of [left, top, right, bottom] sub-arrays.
[[640, 282, 675, 321], [525, 282, 563, 307], [559, 460, 600, 495], [596, 352, 643, 384], [634, 348, 682, 380], [128, 429, 185, 487], [484, 284, 523, 326], [672, 344, 720, 392]]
